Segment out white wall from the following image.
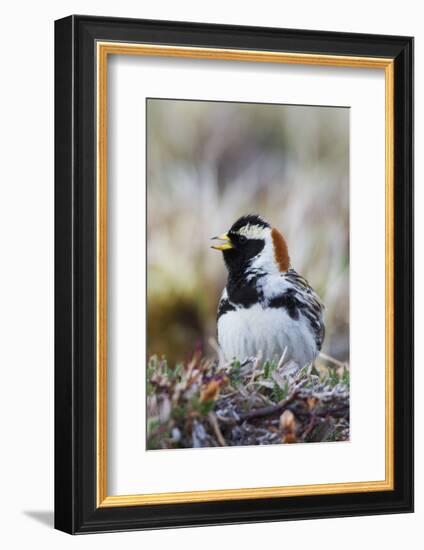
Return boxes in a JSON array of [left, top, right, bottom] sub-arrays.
[[0, 1, 420, 548]]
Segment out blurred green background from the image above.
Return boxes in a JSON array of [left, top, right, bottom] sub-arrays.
[[147, 99, 349, 365]]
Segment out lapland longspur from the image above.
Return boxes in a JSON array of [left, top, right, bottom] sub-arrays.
[[212, 214, 325, 367]]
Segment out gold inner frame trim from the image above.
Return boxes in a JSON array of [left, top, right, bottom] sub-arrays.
[[96, 41, 395, 508]]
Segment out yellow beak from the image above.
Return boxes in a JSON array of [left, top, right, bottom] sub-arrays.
[[211, 233, 234, 251]]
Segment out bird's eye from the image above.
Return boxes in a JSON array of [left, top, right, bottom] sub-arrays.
[[238, 235, 247, 244]]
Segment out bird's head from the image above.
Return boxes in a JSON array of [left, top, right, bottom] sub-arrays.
[[211, 214, 290, 277]]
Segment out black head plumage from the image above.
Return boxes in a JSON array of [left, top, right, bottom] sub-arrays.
[[229, 214, 270, 234], [222, 214, 269, 281]]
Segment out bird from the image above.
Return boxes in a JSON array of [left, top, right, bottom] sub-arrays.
[[211, 214, 325, 367]]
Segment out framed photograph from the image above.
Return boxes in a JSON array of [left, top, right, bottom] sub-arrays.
[[54, 15, 413, 534]]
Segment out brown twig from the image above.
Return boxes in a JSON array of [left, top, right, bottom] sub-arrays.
[[237, 393, 298, 423], [319, 352, 348, 369], [208, 412, 226, 446]]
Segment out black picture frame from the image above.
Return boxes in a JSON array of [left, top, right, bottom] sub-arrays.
[[55, 14, 413, 534]]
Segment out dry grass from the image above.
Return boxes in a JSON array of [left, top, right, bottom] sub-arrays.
[[147, 347, 349, 450]]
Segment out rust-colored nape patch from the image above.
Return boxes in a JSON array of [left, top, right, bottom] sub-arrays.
[[271, 227, 290, 272]]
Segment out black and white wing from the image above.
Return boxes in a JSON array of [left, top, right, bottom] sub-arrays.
[[274, 268, 325, 351]]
